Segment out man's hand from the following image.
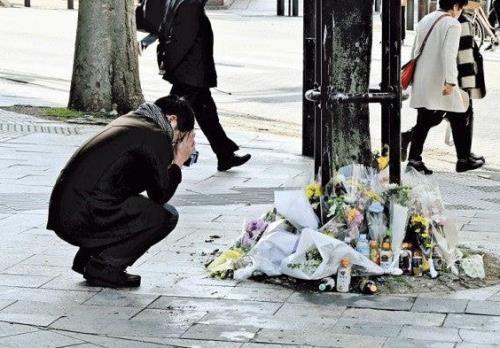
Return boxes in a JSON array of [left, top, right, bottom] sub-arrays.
[[173, 131, 195, 168], [442, 83, 455, 96]]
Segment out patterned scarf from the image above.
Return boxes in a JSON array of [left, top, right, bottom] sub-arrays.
[[134, 102, 174, 139]]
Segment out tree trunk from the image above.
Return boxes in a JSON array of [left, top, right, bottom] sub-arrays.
[[324, 0, 373, 167], [69, 0, 144, 114]]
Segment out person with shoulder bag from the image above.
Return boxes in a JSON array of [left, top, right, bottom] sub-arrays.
[[400, 0, 483, 175]]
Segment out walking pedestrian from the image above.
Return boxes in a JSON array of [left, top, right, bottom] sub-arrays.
[[47, 96, 196, 288], [402, 0, 483, 174], [156, 0, 251, 171]]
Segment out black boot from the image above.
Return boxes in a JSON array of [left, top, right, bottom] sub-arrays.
[[406, 160, 433, 175], [217, 153, 251, 172], [83, 257, 141, 288], [469, 153, 485, 163], [456, 158, 484, 173], [401, 131, 412, 162]]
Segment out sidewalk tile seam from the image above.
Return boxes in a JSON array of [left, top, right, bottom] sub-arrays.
[[127, 296, 162, 321]]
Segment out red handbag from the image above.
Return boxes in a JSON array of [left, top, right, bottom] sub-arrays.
[[401, 13, 449, 90]]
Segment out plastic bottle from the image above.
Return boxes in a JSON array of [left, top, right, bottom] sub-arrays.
[[369, 240, 380, 265], [318, 277, 336, 292], [380, 240, 393, 271], [336, 257, 351, 293], [356, 234, 370, 259]]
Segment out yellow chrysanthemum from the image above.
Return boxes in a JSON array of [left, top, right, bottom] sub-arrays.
[[411, 215, 428, 226], [305, 183, 321, 199], [367, 190, 382, 202], [377, 155, 389, 171]]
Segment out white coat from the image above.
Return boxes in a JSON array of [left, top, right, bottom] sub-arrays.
[[409, 11, 468, 113]]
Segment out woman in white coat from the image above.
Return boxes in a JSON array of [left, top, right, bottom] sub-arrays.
[[406, 0, 478, 174]]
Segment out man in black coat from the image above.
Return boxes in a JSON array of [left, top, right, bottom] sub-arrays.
[[157, 0, 251, 171], [47, 96, 195, 288]]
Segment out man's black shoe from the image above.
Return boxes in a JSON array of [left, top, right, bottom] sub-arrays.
[[217, 153, 251, 172], [401, 131, 412, 162], [456, 158, 484, 173], [72, 248, 92, 275], [469, 153, 485, 163], [83, 258, 141, 288], [406, 160, 433, 175]]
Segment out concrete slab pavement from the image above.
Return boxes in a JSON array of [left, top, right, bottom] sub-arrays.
[[0, 110, 498, 347]]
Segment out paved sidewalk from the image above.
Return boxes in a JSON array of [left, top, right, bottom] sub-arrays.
[[0, 110, 499, 347]]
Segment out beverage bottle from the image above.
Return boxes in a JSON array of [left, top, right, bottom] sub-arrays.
[[380, 240, 393, 271], [318, 277, 336, 292], [356, 234, 370, 259], [336, 257, 351, 293], [412, 252, 423, 277], [399, 242, 413, 274], [369, 240, 380, 265], [359, 279, 378, 294]]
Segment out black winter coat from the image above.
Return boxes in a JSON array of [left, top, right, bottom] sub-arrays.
[[158, 0, 217, 88], [46, 113, 181, 247]]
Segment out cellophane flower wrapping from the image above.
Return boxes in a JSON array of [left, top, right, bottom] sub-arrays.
[[389, 200, 409, 272], [281, 229, 383, 280], [404, 169, 461, 275], [275, 190, 319, 230]]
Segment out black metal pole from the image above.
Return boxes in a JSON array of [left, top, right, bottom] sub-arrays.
[[407, 0, 415, 30], [314, 0, 322, 178], [389, 0, 402, 184], [68, 0, 74, 10], [24, 0, 30, 7], [292, 0, 299, 16], [381, 0, 391, 147], [319, 0, 333, 188], [302, 0, 316, 157], [277, 0, 285, 16]]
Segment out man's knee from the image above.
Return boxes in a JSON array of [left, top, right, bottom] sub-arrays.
[[161, 204, 179, 232]]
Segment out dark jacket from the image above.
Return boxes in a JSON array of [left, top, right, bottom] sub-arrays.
[[457, 15, 486, 99], [46, 113, 181, 247], [157, 0, 217, 88]]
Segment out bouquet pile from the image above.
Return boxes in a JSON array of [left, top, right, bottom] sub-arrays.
[[206, 163, 470, 291]]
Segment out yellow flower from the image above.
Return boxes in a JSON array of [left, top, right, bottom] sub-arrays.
[[305, 183, 321, 199], [367, 190, 382, 202], [346, 208, 357, 224], [411, 215, 428, 226], [377, 155, 389, 171]]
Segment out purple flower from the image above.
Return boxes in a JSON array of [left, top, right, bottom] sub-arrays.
[[240, 219, 268, 248]]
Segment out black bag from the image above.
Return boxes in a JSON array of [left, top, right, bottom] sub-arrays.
[[136, 0, 168, 34]]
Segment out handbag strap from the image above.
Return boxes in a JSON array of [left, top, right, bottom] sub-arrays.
[[415, 13, 450, 58]]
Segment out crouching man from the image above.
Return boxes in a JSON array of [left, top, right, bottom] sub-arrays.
[[47, 95, 195, 288]]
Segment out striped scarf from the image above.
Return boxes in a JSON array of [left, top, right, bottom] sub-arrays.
[[134, 102, 174, 139], [457, 15, 486, 99]]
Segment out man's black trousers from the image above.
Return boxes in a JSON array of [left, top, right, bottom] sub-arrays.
[[171, 83, 238, 159], [73, 204, 179, 270]]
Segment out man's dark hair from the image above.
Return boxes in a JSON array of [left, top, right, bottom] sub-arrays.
[[154, 95, 195, 132], [439, 0, 468, 10]]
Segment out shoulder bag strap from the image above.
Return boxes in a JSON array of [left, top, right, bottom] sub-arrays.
[[415, 13, 451, 58]]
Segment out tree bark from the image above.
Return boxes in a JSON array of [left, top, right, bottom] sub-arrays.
[[69, 0, 144, 114], [324, 0, 373, 167]]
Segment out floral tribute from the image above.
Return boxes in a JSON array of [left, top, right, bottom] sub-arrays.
[[206, 159, 477, 292]]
